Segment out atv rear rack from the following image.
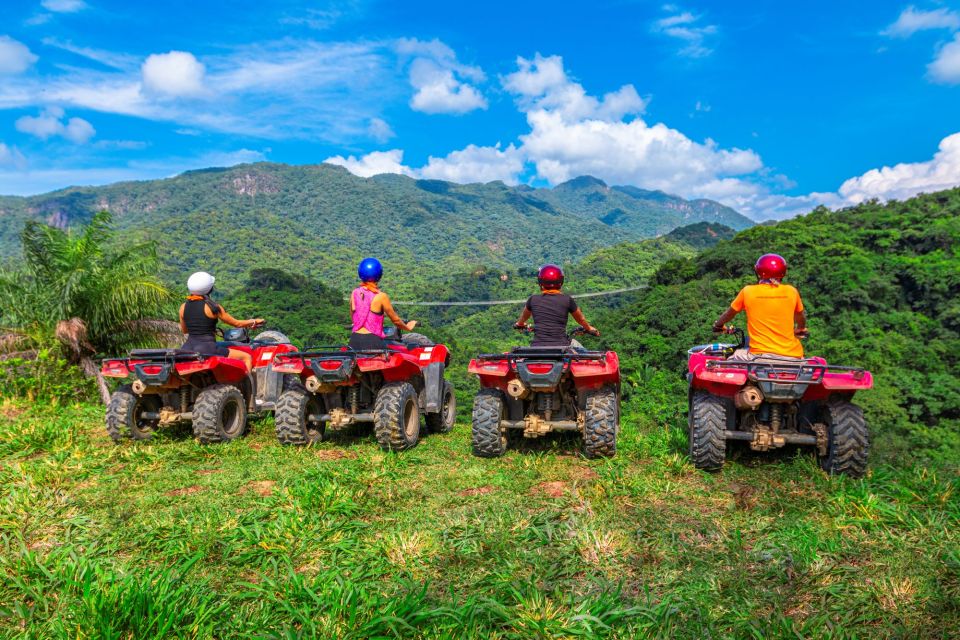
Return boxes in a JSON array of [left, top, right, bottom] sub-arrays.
[[477, 348, 606, 363], [705, 359, 867, 385]]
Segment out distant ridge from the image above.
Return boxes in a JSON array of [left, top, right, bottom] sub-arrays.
[[0, 162, 753, 289]]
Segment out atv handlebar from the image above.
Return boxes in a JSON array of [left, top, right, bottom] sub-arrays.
[[513, 324, 600, 338]]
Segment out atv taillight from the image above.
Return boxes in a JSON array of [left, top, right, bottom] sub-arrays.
[[102, 360, 129, 377], [272, 356, 303, 374], [141, 365, 162, 375], [526, 363, 555, 374], [318, 360, 343, 370]]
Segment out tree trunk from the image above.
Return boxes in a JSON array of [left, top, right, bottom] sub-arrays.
[[80, 356, 112, 405]]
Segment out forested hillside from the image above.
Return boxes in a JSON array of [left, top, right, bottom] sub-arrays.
[[0, 163, 751, 292]]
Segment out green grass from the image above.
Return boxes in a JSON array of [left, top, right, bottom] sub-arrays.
[[0, 401, 957, 639]]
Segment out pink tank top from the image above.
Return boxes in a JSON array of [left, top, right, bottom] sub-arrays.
[[352, 287, 385, 337]]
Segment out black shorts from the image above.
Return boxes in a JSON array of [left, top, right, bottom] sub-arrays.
[[182, 336, 230, 357], [349, 332, 386, 350]]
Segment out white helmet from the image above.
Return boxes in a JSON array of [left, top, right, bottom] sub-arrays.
[[187, 271, 215, 295]]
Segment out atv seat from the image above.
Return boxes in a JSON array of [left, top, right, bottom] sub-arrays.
[[129, 348, 204, 361]]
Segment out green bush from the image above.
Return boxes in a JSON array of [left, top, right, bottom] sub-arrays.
[[0, 350, 96, 405]]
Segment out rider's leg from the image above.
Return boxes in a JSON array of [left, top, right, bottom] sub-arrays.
[[228, 348, 253, 372]]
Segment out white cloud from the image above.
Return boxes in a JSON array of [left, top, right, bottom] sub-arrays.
[[882, 6, 960, 38], [419, 144, 524, 183], [652, 6, 718, 58], [836, 132, 960, 203], [41, 0, 87, 12], [0, 40, 400, 142], [397, 38, 487, 115], [502, 54, 646, 123], [367, 117, 394, 142], [15, 106, 96, 144], [929, 32, 960, 83], [0, 142, 27, 170], [141, 51, 207, 98], [324, 149, 413, 177], [502, 54, 756, 191], [0, 36, 38, 74], [408, 58, 487, 114]]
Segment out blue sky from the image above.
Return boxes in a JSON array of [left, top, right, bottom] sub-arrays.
[[1, 0, 959, 218]]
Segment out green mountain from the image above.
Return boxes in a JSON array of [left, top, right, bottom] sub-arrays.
[[0, 163, 751, 292], [664, 221, 736, 248], [533, 176, 752, 235]]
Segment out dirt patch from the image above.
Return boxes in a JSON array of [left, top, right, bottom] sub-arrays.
[[248, 443, 264, 451], [196, 469, 220, 476], [574, 467, 599, 481], [458, 485, 495, 497], [166, 485, 203, 497], [730, 483, 758, 510], [315, 449, 357, 461], [531, 481, 567, 498], [0, 404, 25, 421], [241, 480, 276, 497]]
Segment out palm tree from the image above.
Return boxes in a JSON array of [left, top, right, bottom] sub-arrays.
[[0, 211, 176, 403]]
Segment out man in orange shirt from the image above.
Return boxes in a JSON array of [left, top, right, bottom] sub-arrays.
[[712, 253, 808, 360]]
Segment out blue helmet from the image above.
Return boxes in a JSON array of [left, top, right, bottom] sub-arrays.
[[358, 257, 383, 282]]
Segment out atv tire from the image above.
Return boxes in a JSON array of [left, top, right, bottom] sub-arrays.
[[472, 389, 506, 458], [820, 399, 869, 478], [275, 390, 326, 445], [425, 381, 456, 434], [689, 390, 727, 471], [583, 386, 618, 458], [193, 384, 248, 444], [374, 382, 420, 451], [105, 385, 161, 442], [253, 330, 291, 344], [401, 332, 434, 347]]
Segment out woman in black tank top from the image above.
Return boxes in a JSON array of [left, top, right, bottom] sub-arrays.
[[179, 272, 263, 371]]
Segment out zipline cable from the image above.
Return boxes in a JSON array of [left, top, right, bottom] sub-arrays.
[[394, 284, 649, 307]]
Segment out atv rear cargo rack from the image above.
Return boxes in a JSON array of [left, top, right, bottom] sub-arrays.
[[477, 347, 606, 363], [705, 359, 867, 385]]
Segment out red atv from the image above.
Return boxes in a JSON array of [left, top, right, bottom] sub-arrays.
[[101, 328, 298, 444], [270, 329, 455, 451], [468, 327, 620, 458], [687, 328, 873, 477]]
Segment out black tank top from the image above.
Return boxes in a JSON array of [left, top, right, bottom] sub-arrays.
[[183, 298, 219, 338]]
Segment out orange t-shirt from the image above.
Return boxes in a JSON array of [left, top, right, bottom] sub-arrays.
[[730, 283, 805, 358]]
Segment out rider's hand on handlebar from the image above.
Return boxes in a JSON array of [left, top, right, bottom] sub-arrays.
[[794, 328, 810, 339], [405, 320, 418, 331], [586, 325, 600, 337], [513, 322, 527, 331], [247, 318, 265, 328]]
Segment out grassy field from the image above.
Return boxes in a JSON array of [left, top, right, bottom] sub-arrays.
[[1, 399, 958, 639]]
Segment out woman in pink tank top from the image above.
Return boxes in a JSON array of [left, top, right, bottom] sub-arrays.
[[349, 258, 418, 350]]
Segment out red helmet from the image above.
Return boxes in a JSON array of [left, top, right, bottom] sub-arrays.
[[754, 253, 787, 280], [537, 263, 564, 289]]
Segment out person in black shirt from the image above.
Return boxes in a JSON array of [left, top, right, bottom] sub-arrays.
[[178, 271, 263, 372], [514, 264, 599, 347]]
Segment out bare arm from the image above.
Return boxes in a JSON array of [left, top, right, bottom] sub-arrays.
[[378, 293, 417, 331], [794, 310, 809, 337], [514, 307, 532, 327], [712, 307, 739, 332], [179, 303, 187, 334], [215, 305, 263, 329], [571, 308, 599, 335]]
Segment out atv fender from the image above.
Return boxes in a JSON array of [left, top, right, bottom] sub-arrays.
[[421, 362, 444, 413]]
